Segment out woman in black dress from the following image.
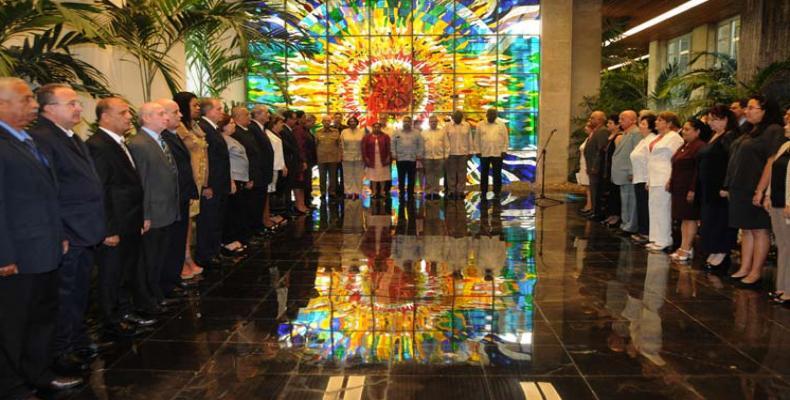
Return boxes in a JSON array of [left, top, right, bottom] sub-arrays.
[[724, 95, 786, 288], [668, 118, 709, 262], [697, 105, 739, 270]]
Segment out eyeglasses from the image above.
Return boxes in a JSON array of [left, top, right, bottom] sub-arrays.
[[746, 105, 762, 111], [48, 100, 83, 108]]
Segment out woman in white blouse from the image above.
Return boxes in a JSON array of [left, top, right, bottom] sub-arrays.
[[263, 115, 287, 229], [340, 116, 367, 199], [628, 113, 658, 244], [645, 111, 684, 251]]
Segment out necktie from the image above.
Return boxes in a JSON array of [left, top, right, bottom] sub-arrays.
[[158, 135, 175, 169], [119, 139, 136, 169], [23, 138, 49, 167], [69, 133, 85, 157]]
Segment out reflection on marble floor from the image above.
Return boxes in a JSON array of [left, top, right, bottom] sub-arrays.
[[65, 194, 790, 400]]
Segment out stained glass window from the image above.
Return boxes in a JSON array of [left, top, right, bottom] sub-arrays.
[[248, 0, 540, 182]]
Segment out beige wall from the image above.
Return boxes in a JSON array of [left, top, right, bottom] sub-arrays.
[[71, 42, 187, 137]]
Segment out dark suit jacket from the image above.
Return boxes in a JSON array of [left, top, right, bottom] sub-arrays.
[[248, 120, 274, 187], [162, 130, 198, 209], [232, 126, 267, 187], [127, 129, 179, 229], [86, 129, 144, 237], [584, 127, 610, 176], [28, 116, 105, 247], [0, 125, 62, 274], [198, 117, 231, 195]]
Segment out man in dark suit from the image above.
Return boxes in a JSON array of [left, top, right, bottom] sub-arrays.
[[730, 99, 753, 137], [157, 98, 198, 297], [28, 83, 106, 372], [583, 110, 610, 221], [127, 102, 180, 315], [232, 106, 269, 235], [86, 97, 154, 339], [249, 106, 275, 227], [0, 77, 82, 397], [196, 98, 230, 267]]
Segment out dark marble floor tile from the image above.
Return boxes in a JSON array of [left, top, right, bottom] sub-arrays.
[[487, 376, 597, 400], [150, 315, 241, 342], [66, 371, 194, 400], [110, 340, 222, 371], [586, 375, 787, 400], [203, 283, 272, 299], [177, 299, 262, 320]]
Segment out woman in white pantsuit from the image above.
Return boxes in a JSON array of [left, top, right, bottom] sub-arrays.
[[646, 111, 684, 251], [341, 116, 366, 199]]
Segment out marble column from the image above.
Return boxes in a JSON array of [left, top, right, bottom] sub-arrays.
[[539, 0, 601, 186]]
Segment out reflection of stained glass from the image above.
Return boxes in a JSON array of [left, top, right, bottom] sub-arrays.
[[278, 195, 537, 365], [248, 0, 540, 182]]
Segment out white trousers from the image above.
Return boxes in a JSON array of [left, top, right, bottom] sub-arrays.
[[770, 208, 790, 294], [648, 186, 672, 247], [342, 160, 364, 195]]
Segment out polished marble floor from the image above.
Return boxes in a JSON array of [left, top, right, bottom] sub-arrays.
[[65, 193, 790, 400]]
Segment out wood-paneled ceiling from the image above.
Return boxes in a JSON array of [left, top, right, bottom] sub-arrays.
[[602, 0, 742, 50]]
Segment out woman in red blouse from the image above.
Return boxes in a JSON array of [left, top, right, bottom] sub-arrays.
[[668, 118, 711, 261], [362, 122, 392, 199]]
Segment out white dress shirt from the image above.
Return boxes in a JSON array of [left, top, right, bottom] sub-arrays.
[[100, 127, 135, 168], [629, 133, 656, 184], [201, 116, 218, 131], [421, 128, 449, 159], [445, 122, 472, 156], [474, 121, 509, 157]]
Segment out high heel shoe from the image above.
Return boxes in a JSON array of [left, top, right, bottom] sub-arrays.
[[671, 248, 693, 262], [767, 291, 784, 299], [736, 278, 763, 290], [704, 255, 730, 272]]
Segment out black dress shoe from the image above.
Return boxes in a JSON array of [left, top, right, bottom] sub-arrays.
[[45, 376, 83, 391], [53, 353, 90, 374], [139, 305, 168, 317], [72, 346, 98, 362], [104, 321, 141, 337], [159, 297, 184, 308], [167, 287, 189, 299], [179, 279, 199, 288], [123, 313, 158, 327]]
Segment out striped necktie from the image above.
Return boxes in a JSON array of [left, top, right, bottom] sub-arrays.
[[157, 135, 175, 169]]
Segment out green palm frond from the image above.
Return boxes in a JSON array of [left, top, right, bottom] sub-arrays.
[[0, 0, 108, 96]]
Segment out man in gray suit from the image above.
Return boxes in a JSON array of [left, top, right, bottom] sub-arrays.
[[127, 102, 180, 315]]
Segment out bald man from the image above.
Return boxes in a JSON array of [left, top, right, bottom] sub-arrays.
[[0, 78, 83, 395], [86, 97, 151, 338], [583, 110, 610, 219], [157, 98, 197, 299], [611, 110, 641, 233], [127, 102, 180, 316]]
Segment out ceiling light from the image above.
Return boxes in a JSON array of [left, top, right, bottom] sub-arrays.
[[605, 54, 649, 71], [604, 0, 709, 46]]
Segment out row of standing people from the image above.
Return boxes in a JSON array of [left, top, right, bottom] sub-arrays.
[[0, 76, 328, 398], [314, 109, 509, 201], [578, 95, 790, 304]]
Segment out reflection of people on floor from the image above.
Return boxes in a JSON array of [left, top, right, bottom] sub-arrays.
[[622, 252, 669, 366]]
